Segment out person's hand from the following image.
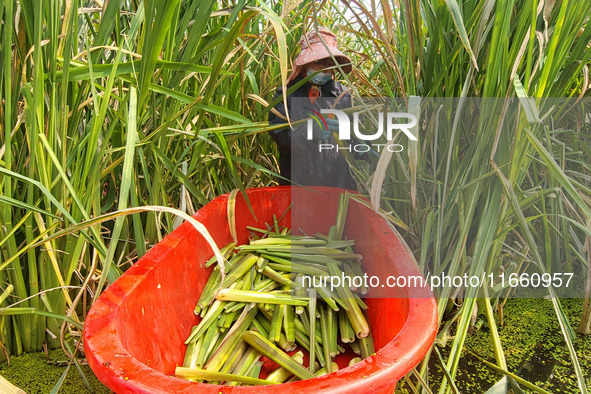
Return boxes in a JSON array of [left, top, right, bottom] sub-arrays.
[[314, 118, 339, 140], [325, 118, 339, 132], [315, 126, 332, 140]]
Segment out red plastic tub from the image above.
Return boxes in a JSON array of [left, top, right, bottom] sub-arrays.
[[84, 186, 437, 393]]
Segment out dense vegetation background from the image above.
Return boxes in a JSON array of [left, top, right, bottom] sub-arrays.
[[1, 0, 590, 392]]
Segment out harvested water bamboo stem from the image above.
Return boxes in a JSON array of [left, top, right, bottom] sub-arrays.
[[175, 367, 278, 385], [216, 289, 308, 306], [242, 330, 315, 380]]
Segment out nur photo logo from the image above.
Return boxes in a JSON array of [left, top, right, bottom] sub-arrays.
[[305, 109, 418, 153]]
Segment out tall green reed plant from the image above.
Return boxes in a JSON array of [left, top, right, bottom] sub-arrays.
[[326, 0, 590, 392], [0, 0, 307, 360]]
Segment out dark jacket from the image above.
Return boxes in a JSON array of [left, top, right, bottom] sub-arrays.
[[268, 77, 356, 189]]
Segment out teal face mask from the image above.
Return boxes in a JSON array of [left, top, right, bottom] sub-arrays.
[[307, 69, 332, 85]]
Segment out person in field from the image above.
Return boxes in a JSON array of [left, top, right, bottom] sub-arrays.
[[268, 27, 356, 189]]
